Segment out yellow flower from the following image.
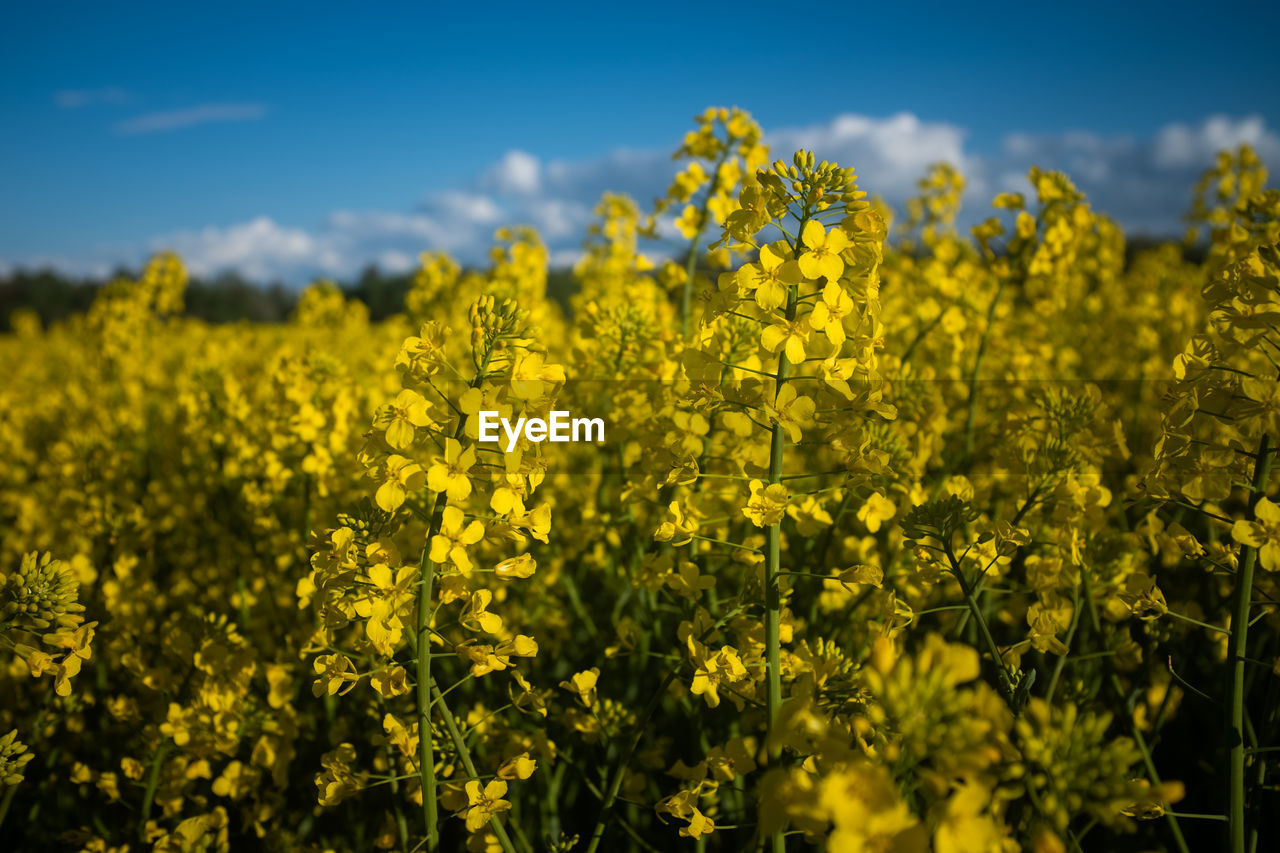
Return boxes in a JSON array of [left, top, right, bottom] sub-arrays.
[[463, 779, 511, 833], [315, 745, 360, 808], [211, 760, 256, 801], [370, 666, 409, 698], [672, 162, 708, 202], [1231, 497, 1280, 571], [674, 204, 704, 240], [1117, 574, 1167, 620], [656, 787, 717, 839], [687, 637, 748, 708], [837, 564, 883, 589], [705, 737, 757, 781], [461, 589, 504, 634], [429, 506, 486, 574], [788, 494, 834, 537], [738, 243, 801, 311], [681, 809, 716, 839], [764, 384, 815, 443], [375, 454, 425, 512], [808, 280, 855, 346], [52, 652, 83, 696], [761, 318, 810, 365], [396, 321, 450, 377], [312, 654, 358, 697], [667, 561, 715, 600], [455, 641, 506, 677], [743, 480, 790, 527], [497, 753, 537, 781], [797, 220, 849, 281], [654, 501, 698, 546], [356, 563, 416, 653], [497, 634, 538, 658], [857, 492, 897, 533], [427, 438, 477, 502], [509, 351, 565, 400], [934, 781, 1014, 853], [373, 389, 433, 450], [510, 503, 552, 544], [560, 667, 600, 707], [494, 553, 536, 579], [819, 763, 927, 852]]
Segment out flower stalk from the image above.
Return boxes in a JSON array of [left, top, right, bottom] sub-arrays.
[[761, 210, 807, 853], [1228, 433, 1272, 852], [416, 540, 440, 850]]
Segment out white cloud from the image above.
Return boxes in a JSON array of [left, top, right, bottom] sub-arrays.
[[8, 111, 1276, 284], [987, 114, 1280, 234], [524, 199, 592, 240], [0, 253, 114, 279], [548, 248, 584, 268], [155, 217, 322, 281], [423, 191, 504, 225], [540, 147, 673, 206], [55, 87, 132, 108], [1154, 115, 1276, 169], [115, 103, 268, 135], [377, 250, 416, 273], [772, 112, 973, 197], [485, 150, 541, 195]]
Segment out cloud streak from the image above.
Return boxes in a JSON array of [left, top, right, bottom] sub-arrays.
[[55, 87, 132, 108], [114, 103, 268, 135]]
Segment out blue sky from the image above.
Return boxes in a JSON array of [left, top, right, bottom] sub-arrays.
[[2, 1, 1278, 282]]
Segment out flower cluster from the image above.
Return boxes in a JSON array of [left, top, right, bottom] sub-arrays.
[[1, 108, 1277, 853]]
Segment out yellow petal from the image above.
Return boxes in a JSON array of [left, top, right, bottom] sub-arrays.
[[800, 220, 825, 249], [785, 335, 807, 365], [1233, 520, 1265, 548], [1256, 497, 1280, 525]]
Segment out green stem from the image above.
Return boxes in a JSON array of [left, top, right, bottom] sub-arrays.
[[560, 570, 601, 642], [417, 537, 441, 851], [138, 739, 170, 843], [1043, 591, 1081, 704], [430, 678, 519, 853], [414, 340, 495, 850], [585, 671, 679, 853], [1167, 609, 1230, 635], [945, 546, 1015, 702], [383, 741, 410, 852], [1229, 433, 1272, 853], [1080, 565, 1190, 853], [963, 278, 1006, 459], [950, 485, 1039, 639], [762, 213, 807, 853]]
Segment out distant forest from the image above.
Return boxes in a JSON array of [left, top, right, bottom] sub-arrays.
[[1, 237, 1192, 332], [0, 265, 582, 331]]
